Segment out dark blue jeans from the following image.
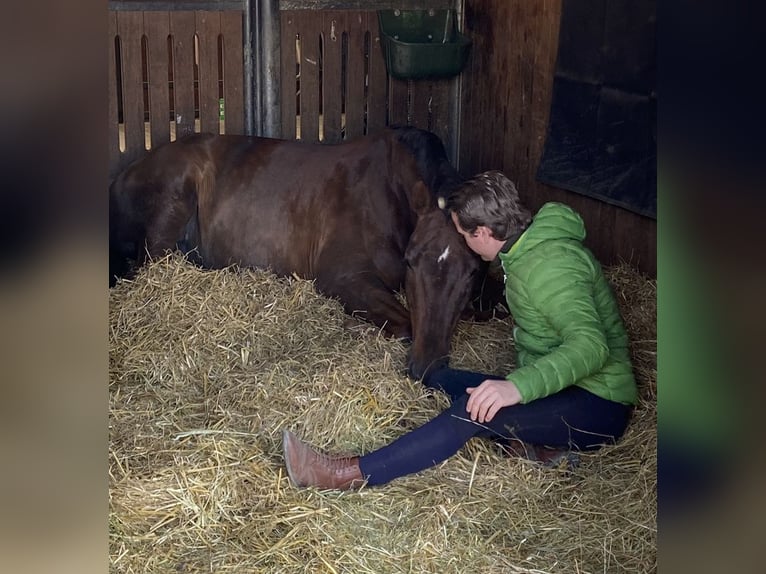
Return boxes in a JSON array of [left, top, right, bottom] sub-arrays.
[[359, 367, 632, 486]]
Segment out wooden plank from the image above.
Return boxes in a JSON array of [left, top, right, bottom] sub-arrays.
[[529, 0, 561, 185], [476, 0, 494, 173], [519, 0, 537, 192], [428, 78, 451, 152], [388, 78, 408, 127], [366, 11, 388, 132], [484, 0, 512, 175], [612, 208, 655, 275], [110, 0, 457, 9], [485, 0, 505, 169], [457, 29, 476, 173], [145, 11, 171, 150], [586, 197, 616, 265], [196, 11, 221, 134], [410, 81, 430, 130], [108, 11, 120, 175], [280, 11, 298, 139], [297, 12, 321, 142], [321, 11, 344, 143], [344, 10, 366, 139], [221, 10, 244, 135], [171, 11, 197, 139], [640, 216, 657, 277], [111, 1, 243, 10], [279, 1, 453, 9], [503, 0, 525, 189], [459, 0, 485, 174], [117, 12, 146, 163]]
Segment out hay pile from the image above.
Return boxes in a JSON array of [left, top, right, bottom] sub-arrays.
[[109, 254, 656, 573]]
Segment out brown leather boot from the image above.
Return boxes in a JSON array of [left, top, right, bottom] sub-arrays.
[[499, 438, 536, 459], [499, 439, 580, 470], [533, 446, 580, 470], [282, 430, 365, 490]]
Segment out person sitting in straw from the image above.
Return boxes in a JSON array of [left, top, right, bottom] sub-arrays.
[[282, 171, 638, 489]]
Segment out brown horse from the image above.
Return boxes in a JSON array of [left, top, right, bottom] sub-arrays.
[[109, 127, 481, 378]]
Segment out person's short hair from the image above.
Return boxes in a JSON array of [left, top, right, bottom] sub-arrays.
[[447, 171, 532, 240]]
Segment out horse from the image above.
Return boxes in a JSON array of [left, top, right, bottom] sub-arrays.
[[109, 126, 482, 379]]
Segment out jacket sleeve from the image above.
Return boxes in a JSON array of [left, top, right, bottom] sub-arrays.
[[508, 249, 610, 403]]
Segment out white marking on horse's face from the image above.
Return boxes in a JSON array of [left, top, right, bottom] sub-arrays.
[[437, 245, 450, 263]]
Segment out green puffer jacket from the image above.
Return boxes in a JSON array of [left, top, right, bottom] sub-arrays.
[[498, 202, 637, 405]]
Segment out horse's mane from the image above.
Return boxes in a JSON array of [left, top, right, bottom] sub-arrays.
[[390, 126, 465, 200]]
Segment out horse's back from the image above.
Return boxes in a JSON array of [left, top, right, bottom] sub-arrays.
[[199, 132, 417, 278], [111, 130, 428, 287]]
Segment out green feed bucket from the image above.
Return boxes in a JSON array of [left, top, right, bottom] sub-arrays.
[[378, 9, 472, 80]]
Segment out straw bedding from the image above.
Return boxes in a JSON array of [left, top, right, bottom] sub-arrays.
[[109, 253, 656, 573]]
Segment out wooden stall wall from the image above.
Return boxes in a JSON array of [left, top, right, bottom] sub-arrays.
[[108, 6, 245, 179], [458, 0, 656, 276], [108, 2, 458, 178], [278, 8, 455, 152]]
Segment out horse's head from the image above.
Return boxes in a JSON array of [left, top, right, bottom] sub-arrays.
[[404, 181, 480, 380]]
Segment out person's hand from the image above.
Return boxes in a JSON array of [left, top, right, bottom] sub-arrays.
[[465, 379, 522, 423]]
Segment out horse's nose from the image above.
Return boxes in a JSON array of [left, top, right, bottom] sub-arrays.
[[406, 361, 422, 380], [406, 355, 448, 381]]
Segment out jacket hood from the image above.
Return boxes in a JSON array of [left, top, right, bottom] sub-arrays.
[[506, 202, 585, 259]]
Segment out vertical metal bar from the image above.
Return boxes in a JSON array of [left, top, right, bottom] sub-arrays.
[[246, 0, 262, 135], [260, 0, 281, 138], [243, 0, 254, 135]]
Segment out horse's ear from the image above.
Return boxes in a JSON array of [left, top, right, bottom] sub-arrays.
[[410, 180, 433, 216]]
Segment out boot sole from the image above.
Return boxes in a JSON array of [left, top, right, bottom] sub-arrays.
[[282, 429, 302, 486]]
